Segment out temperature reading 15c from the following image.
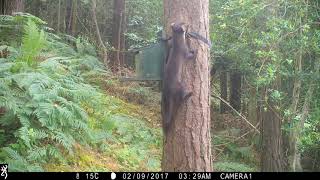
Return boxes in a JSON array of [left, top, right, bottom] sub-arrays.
[[86, 173, 99, 180]]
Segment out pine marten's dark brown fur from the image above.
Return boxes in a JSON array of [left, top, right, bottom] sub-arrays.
[[161, 23, 197, 135]]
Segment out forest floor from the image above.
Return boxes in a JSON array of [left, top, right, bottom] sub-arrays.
[[44, 77, 260, 172], [45, 80, 163, 172]]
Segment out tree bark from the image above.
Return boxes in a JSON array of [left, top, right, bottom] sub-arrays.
[[230, 70, 241, 111], [220, 69, 228, 113], [0, 0, 24, 15], [261, 90, 283, 172], [111, 0, 125, 72], [162, 0, 212, 171]]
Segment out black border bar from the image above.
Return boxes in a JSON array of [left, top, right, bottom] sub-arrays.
[[2, 172, 319, 180]]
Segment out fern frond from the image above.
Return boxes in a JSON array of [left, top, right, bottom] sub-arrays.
[[2, 147, 26, 162], [18, 127, 31, 148], [26, 146, 47, 162], [51, 131, 75, 154], [20, 20, 47, 66]]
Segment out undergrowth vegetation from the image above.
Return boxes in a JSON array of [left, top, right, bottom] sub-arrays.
[[211, 114, 259, 172], [0, 13, 161, 172]]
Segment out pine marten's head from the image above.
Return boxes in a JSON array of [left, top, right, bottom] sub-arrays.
[[171, 22, 187, 34]]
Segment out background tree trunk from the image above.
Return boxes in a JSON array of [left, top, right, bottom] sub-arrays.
[[220, 68, 228, 113], [71, 0, 77, 36], [65, 0, 77, 36], [261, 89, 283, 172], [65, 0, 72, 34], [91, 0, 108, 65], [230, 70, 241, 111], [111, 0, 125, 72], [260, 0, 284, 172], [0, 0, 24, 15], [248, 86, 257, 125], [57, 0, 61, 33], [30, 0, 40, 17], [119, 2, 126, 69], [162, 0, 212, 171]]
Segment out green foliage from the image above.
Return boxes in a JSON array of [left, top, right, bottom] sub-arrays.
[[0, 13, 47, 45], [300, 90, 320, 157], [211, 0, 320, 170], [213, 129, 257, 166], [215, 161, 256, 172], [20, 20, 47, 65], [107, 115, 161, 171], [126, 0, 163, 49], [1, 13, 162, 172], [0, 14, 109, 171]]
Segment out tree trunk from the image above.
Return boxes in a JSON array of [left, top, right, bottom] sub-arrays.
[[111, 0, 125, 72], [91, 0, 108, 65], [65, 0, 77, 36], [259, 0, 284, 172], [220, 69, 228, 113], [230, 70, 241, 111], [248, 86, 257, 125], [261, 89, 283, 172], [71, 0, 77, 36], [291, 55, 319, 172], [57, 0, 61, 33], [0, 0, 24, 15], [162, 0, 212, 171], [30, 0, 41, 17], [65, 0, 72, 34], [119, 2, 126, 69]]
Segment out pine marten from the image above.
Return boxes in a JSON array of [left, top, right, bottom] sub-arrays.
[[162, 22, 197, 135]]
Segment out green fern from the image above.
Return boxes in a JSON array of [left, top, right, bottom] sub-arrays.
[[0, 14, 115, 172], [20, 19, 47, 66]]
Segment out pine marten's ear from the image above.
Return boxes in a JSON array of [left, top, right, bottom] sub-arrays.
[[185, 24, 190, 33], [176, 22, 187, 32], [181, 24, 189, 33]]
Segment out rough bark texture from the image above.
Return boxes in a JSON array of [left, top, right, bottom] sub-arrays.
[[261, 89, 283, 172], [111, 0, 125, 71], [230, 70, 241, 111], [219, 69, 228, 113], [0, 0, 24, 15], [162, 0, 212, 171]]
